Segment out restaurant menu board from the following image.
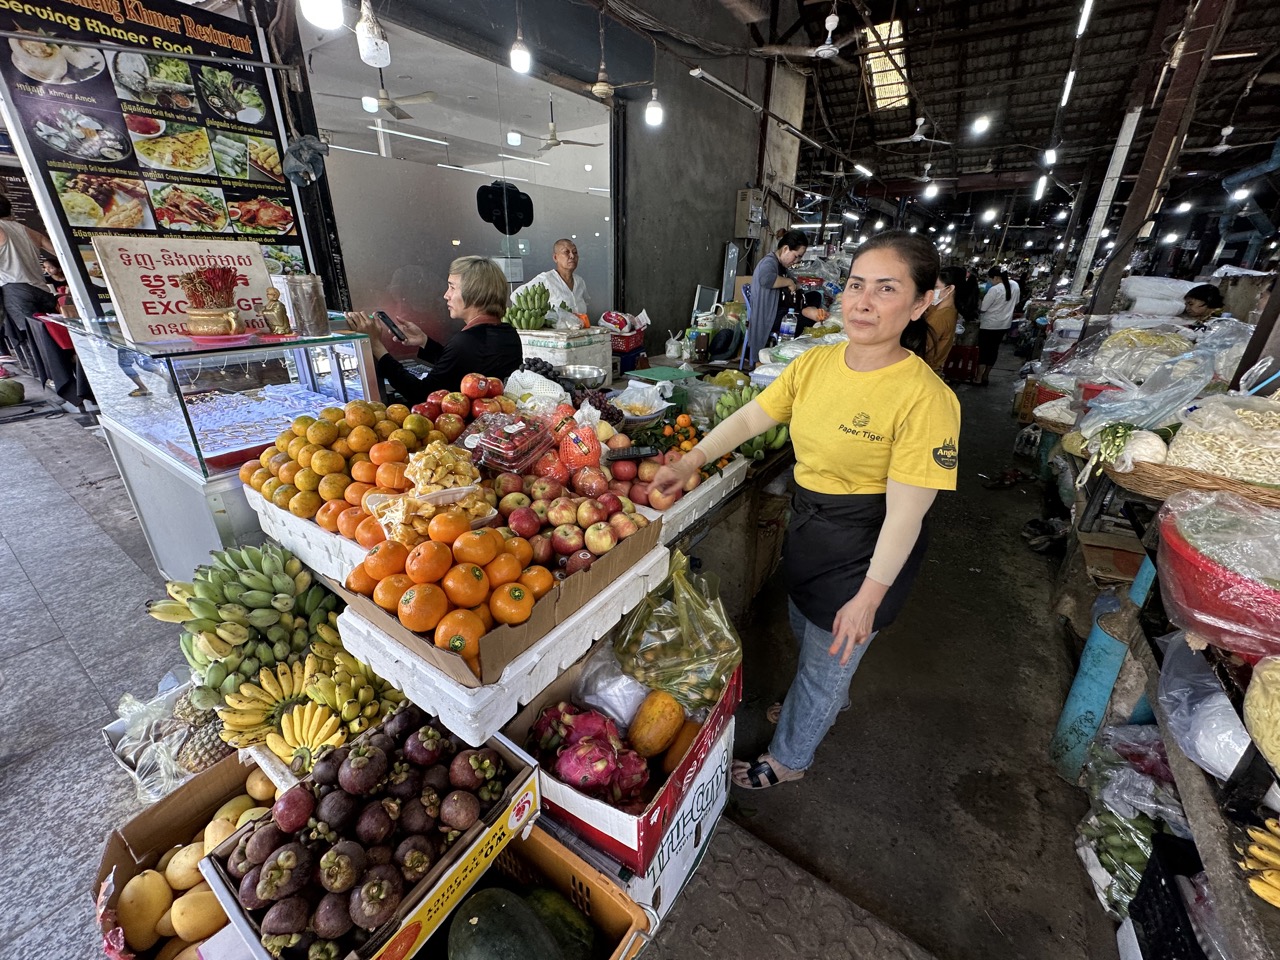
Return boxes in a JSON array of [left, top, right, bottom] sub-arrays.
[[0, 0, 309, 316]]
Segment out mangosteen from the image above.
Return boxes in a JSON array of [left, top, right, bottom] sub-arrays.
[[339, 745, 388, 795], [419, 786, 442, 819], [261, 932, 311, 959], [271, 784, 316, 833], [355, 800, 395, 845], [381, 703, 425, 744], [438, 790, 481, 831], [311, 891, 355, 940], [318, 840, 366, 894], [309, 941, 341, 960], [365, 844, 393, 866], [398, 796, 436, 835], [471, 747, 505, 781], [394, 835, 435, 883], [238, 864, 270, 911], [314, 789, 359, 834], [261, 896, 310, 935], [349, 864, 404, 931], [477, 778, 505, 804], [311, 745, 349, 786], [422, 764, 451, 795], [448, 750, 485, 791], [246, 822, 289, 866], [385, 762, 422, 801], [403, 726, 453, 767], [226, 835, 253, 880], [366, 731, 396, 755], [256, 842, 313, 901]]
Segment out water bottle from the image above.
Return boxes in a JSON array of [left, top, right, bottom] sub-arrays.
[[780, 308, 798, 340]]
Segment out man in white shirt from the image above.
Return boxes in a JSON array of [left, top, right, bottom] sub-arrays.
[[512, 238, 588, 316]]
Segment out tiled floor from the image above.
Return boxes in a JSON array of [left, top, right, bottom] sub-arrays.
[[0, 382, 178, 957]]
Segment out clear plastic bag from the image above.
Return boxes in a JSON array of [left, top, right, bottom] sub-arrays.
[[683, 381, 728, 428], [1157, 490, 1280, 658], [1079, 351, 1215, 438], [571, 642, 653, 733], [1076, 809, 1157, 919], [1175, 873, 1231, 960], [613, 551, 743, 709], [1086, 727, 1190, 838], [1245, 658, 1280, 771], [1189, 319, 1254, 382], [1166, 395, 1280, 486], [611, 380, 674, 417], [1159, 635, 1252, 781], [113, 674, 193, 803]]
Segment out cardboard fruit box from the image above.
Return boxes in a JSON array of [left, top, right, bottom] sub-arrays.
[[95, 755, 251, 958], [505, 644, 741, 875], [201, 735, 539, 960], [326, 514, 662, 688]]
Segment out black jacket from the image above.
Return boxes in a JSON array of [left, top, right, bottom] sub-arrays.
[[375, 320, 522, 405]]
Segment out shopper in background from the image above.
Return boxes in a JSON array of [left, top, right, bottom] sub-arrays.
[[748, 229, 814, 357], [0, 193, 57, 384], [954, 269, 982, 347], [511, 238, 588, 316], [974, 265, 1020, 386], [652, 231, 961, 791], [1182, 284, 1225, 326], [346, 255, 522, 405], [922, 266, 964, 372]]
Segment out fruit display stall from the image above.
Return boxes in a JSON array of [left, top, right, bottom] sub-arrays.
[[94, 364, 776, 960]]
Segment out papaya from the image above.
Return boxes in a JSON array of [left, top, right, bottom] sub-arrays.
[[661, 719, 703, 775], [629, 690, 684, 758], [447, 888, 564, 960], [525, 889, 594, 960]]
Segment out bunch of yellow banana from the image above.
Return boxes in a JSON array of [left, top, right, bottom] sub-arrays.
[[265, 701, 345, 772], [216, 659, 313, 748], [1238, 820, 1280, 908], [305, 642, 404, 736]]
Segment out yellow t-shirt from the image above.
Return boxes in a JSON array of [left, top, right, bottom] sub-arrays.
[[756, 345, 961, 495]]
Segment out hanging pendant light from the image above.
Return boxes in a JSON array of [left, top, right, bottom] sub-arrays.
[[645, 87, 663, 126], [299, 0, 343, 30], [510, 0, 532, 73], [355, 0, 390, 68]]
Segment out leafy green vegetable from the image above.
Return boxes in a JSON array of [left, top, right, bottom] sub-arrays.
[[148, 56, 189, 85]]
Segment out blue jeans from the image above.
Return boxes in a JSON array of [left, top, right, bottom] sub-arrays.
[[771, 599, 876, 771]]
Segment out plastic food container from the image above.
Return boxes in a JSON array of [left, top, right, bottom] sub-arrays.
[[475, 416, 555, 473]]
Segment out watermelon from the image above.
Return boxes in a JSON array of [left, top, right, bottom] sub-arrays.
[[525, 889, 595, 960], [0, 379, 24, 406], [447, 888, 564, 960]]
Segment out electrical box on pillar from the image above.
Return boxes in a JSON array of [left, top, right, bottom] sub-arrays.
[[735, 188, 764, 239]]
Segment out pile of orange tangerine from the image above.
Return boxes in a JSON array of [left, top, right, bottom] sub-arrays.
[[344, 511, 555, 678]]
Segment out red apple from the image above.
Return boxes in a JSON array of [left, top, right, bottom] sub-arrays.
[[529, 478, 563, 502], [546, 497, 578, 527], [528, 533, 554, 565], [610, 458, 637, 482], [507, 506, 543, 539], [609, 511, 639, 540], [632, 513, 650, 529], [629, 482, 650, 506], [577, 499, 608, 528], [499, 492, 531, 517], [664, 451, 683, 467], [572, 467, 610, 498], [471, 397, 501, 418], [648, 486, 682, 511], [648, 451, 667, 466], [584, 521, 617, 555], [564, 549, 595, 575], [460, 373, 489, 399], [415, 390, 448, 421], [606, 434, 632, 450], [637, 461, 660, 483], [522, 474, 538, 496], [551, 524, 585, 555], [494, 472, 525, 497], [598, 493, 623, 516], [530, 499, 550, 523], [608, 480, 632, 498], [441, 392, 470, 418], [434, 413, 466, 441], [485, 377, 504, 398], [617, 496, 636, 514]]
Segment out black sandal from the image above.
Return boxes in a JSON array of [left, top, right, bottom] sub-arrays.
[[731, 754, 805, 790]]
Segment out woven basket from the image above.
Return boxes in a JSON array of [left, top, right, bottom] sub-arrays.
[[1103, 461, 1280, 508], [1035, 416, 1072, 435]]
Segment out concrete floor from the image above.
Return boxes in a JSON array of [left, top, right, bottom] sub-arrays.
[[725, 360, 1120, 960]]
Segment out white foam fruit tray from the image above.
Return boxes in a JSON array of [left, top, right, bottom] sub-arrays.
[[244, 486, 367, 583], [339, 543, 670, 747]]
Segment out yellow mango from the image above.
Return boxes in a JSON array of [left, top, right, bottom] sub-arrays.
[[245, 768, 276, 802], [117, 870, 172, 952], [164, 843, 205, 891], [212, 794, 257, 824], [171, 890, 228, 942], [155, 938, 193, 960], [203, 818, 237, 856]]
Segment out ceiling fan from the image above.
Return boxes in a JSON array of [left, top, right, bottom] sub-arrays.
[[1183, 125, 1274, 154], [523, 97, 603, 153], [318, 68, 436, 120], [876, 117, 950, 147], [585, 11, 650, 100], [753, 7, 857, 61], [904, 162, 956, 183]]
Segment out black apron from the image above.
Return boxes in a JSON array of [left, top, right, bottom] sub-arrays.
[[784, 485, 928, 634]]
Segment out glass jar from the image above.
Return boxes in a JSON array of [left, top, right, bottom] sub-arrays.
[[285, 275, 329, 338]]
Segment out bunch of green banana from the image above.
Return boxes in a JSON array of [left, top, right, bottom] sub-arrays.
[[738, 422, 790, 460], [305, 641, 405, 737], [712, 384, 762, 426], [505, 284, 551, 330]]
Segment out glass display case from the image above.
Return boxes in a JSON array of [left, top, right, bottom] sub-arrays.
[[64, 319, 376, 578]]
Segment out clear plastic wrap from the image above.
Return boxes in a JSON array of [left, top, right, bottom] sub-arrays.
[[1076, 810, 1157, 919], [1048, 324, 1195, 386], [1157, 490, 1280, 658], [1175, 873, 1231, 960], [1086, 727, 1190, 838], [1165, 395, 1280, 486], [570, 642, 653, 733], [113, 677, 193, 803], [1158, 637, 1253, 781], [1189, 319, 1254, 382], [1245, 658, 1280, 771], [1079, 351, 1215, 438], [613, 551, 743, 709]]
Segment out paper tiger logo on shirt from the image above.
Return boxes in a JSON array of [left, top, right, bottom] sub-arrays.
[[850, 411, 871, 428], [838, 411, 885, 442], [932, 439, 959, 470]]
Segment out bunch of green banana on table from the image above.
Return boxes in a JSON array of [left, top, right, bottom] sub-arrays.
[[506, 283, 551, 330], [148, 542, 343, 711], [713, 383, 789, 459], [304, 648, 405, 738]]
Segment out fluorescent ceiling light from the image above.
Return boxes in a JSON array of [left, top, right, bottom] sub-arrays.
[[645, 88, 663, 127], [947, 223, 955, 230], [1106, 241, 1115, 249], [1044, 148, 1057, 165], [874, 219, 885, 229], [1232, 187, 1251, 200], [788, 222, 841, 229], [1034, 176, 1046, 200], [1056, 209, 1068, 220], [843, 211, 859, 220], [369, 126, 448, 146], [1163, 232, 1178, 243], [584, 164, 592, 172], [858, 235, 867, 243], [1211, 50, 1258, 60], [854, 164, 874, 177], [437, 163, 528, 182], [924, 183, 939, 198], [982, 208, 998, 222], [689, 66, 764, 114], [972, 115, 990, 134], [328, 144, 379, 157], [1076, 0, 1093, 37], [587, 187, 610, 193], [1176, 201, 1192, 213], [498, 153, 549, 166], [506, 131, 522, 147], [300, 0, 343, 30], [1025, 240, 1033, 248], [1100, 228, 1110, 237], [1061, 70, 1076, 107], [908, 226, 917, 233]]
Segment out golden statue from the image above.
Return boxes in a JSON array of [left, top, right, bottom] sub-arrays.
[[263, 287, 293, 335]]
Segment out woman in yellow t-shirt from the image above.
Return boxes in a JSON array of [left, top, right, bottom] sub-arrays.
[[652, 232, 961, 790]]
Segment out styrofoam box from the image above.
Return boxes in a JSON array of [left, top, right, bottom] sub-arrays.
[[243, 485, 366, 583], [339, 543, 670, 746], [639, 455, 749, 545], [520, 330, 613, 386], [238, 743, 298, 792], [543, 719, 733, 924]]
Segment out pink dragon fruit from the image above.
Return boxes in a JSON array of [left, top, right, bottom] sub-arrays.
[[608, 749, 650, 803], [554, 737, 618, 793], [560, 709, 623, 752], [530, 701, 582, 756]]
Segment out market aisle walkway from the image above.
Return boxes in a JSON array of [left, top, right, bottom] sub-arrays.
[[726, 360, 1119, 960]]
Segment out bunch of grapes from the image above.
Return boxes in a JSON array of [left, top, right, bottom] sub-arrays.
[[575, 387, 625, 428], [521, 358, 558, 379]]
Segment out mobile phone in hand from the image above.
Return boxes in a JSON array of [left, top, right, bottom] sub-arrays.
[[372, 310, 407, 342]]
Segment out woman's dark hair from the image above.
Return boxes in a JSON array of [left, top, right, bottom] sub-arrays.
[[852, 230, 939, 358], [954, 272, 981, 323], [1185, 283, 1223, 309], [987, 265, 1012, 301], [938, 266, 967, 290], [778, 229, 810, 251]]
